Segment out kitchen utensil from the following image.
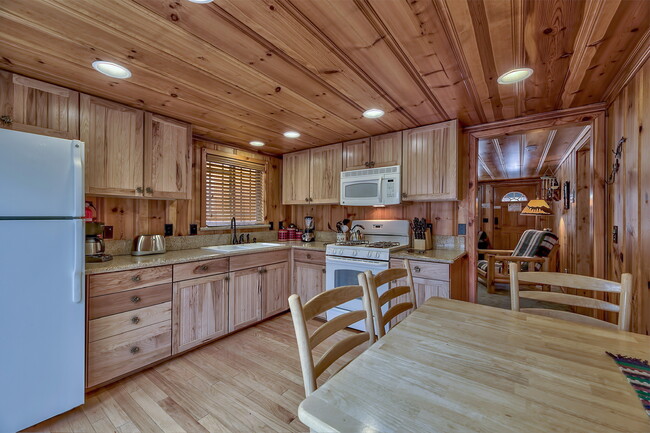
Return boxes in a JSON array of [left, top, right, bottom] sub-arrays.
[[132, 234, 166, 256], [302, 216, 315, 242], [85, 236, 105, 255]]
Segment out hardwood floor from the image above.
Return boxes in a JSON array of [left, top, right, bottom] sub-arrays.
[[23, 314, 364, 433]]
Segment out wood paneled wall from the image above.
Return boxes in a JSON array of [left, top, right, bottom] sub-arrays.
[[606, 59, 650, 334], [88, 139, 288, 240]]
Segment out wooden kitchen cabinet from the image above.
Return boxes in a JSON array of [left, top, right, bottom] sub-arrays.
[[0, 70, 79, 139], [261, 261, 290, 319], [293, 261, 326, 319], [402, 120, 458, 201], [81, 94, 145, 197], [172, 273, 229, 354], [144, 113, 192, 199], [342, 138, 370, 170], [228, 267, 262, 331], [342, 132, 401, 170], [282, 144, 342, 205], [282, 149, 311, 204], [310, 142, 342, 204]]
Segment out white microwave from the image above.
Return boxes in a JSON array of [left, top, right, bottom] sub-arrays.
[[340, 165, 401, 206]]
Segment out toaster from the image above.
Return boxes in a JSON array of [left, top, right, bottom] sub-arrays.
[[132, 235, 166, 256]]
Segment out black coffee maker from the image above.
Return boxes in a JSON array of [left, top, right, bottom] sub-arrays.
[[301, 216, 315, 242]]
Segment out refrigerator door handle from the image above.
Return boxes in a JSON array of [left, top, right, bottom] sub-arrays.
[[72, 220, 84, 303], [71, 140, 85, 217]]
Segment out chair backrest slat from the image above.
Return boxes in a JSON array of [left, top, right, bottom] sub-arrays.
[[289, 283, 375, 397], [509, 262, 633, 331], [519, 291, 620, 312], [360, 259, 417, 338]]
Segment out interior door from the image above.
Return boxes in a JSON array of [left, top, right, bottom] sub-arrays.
[[492, 184, 538, 249]]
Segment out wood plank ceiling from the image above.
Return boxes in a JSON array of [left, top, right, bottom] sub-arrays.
[[0, 0, 647, 154], [478, 124, 589, 181]]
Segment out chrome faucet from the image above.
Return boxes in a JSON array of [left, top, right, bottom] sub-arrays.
[[231, 217, 238, 244]]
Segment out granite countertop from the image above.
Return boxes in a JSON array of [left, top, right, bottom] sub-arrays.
[[86, 241, 466, 274], [86, 241, 328, 274]]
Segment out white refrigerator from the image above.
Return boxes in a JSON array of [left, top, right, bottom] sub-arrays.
[[0, 129, 85, 432]]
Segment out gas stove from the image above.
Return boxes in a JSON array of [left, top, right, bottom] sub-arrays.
[[326, 220, 409, 262]]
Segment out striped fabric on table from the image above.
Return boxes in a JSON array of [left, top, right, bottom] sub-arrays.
[[607, 352, 650, 417]]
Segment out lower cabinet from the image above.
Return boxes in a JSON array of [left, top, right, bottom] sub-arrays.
[[292, 252, 326, 319], [172, 273, 229, 354], [229, 267, 262, 331], [261, 261, 290, 319]]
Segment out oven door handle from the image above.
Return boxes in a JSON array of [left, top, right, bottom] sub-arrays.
[[326, 256, 388, 266]]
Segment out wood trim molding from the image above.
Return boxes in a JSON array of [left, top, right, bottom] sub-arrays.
[[602, 28, 650, 104], [491, 138, 508, 178], [463, 103, 607, 137], [477, 154, 494, 180], [553, 125, 591, 174], [536, 129, 557, 175]]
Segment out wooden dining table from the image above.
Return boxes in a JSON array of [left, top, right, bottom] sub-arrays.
[[298, 297, 650, 433]]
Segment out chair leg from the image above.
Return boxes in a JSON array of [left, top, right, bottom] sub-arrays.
[[487, 255, 496, 294]]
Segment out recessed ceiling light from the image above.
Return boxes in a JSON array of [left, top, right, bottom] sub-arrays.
[[362, 108, 385, 119], [186, 0, 213, 3], [91, 61, 132, 79], [283, 131, 301, 138], [249, 141, 265, 147], [497, 68, 533, 84]]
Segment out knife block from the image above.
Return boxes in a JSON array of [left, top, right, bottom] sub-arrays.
[[425, 230, 433, 250], [413, 238, 427, 252]]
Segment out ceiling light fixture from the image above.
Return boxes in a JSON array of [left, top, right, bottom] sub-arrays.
[[91, 61, 132, 79], [283, 131, 300, 138], [362, 108, 385, 119], [249, 141, 265, 147], [497, 68, 533, 84], [186, 0, 214, 3]]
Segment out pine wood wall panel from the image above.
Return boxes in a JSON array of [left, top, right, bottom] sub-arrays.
[[0, 1, 647, 154], [606, 59, 650, 335], [88, 139, 288, 240]]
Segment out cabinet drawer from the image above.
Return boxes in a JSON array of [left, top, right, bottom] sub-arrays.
[[390, 259, 449, 281], [293, 249, 325, 265], [88, 266, 172, 297], [87, 321, 171, 388], [89, 302, 171, 343], [88, 283, 172, 320], [173, 258, 229, 281], [230, 249, 290, 271]]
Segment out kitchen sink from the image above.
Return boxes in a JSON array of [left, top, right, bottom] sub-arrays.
[[201, 242, 282, 253]]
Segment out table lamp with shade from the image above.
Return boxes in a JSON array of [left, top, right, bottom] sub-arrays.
[[521, 198, 553, 231]]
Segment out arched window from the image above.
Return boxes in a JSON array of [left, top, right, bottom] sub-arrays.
[[501, 191, 528, 202]]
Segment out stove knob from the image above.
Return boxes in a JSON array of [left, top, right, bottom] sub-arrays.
[[375, 252, 380, 258], [352, 250, 358, 256], [367, 251, 372, 258]]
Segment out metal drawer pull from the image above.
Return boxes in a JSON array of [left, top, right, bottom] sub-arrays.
[[414, 266, 421, 272], [131, 316, 140, 324], [131, 275, 141, 282], [136, 186, 143, 193], [130, 346, 140, 354], [200, 265, 209, 271], [145, 187, 153, 194], [306, 254, 312, 259], [131, 296, 141, 303]]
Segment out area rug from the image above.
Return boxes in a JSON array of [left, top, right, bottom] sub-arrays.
[[607, 352, 650, 417]]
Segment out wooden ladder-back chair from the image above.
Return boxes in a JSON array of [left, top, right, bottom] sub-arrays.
[[509, 263, 633, 331], [359, 259, 416, 338], [478, 229, 559, 294], [288, 285, 375, 397]]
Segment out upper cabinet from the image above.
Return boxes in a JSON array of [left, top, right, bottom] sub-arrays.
[[342, 132, 402, 170], [310, 143, 342, 204], [82, 95, 144, 197], [282, 149, 311, 204], [144, 113, 192, 200], [282, 143, 341, 205], [0, 71, 79, 139], [402, 120, 458, 201]]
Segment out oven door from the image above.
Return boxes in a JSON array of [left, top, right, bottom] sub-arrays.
[[340, 177, 382, 206], [325, 256, 389, 331]]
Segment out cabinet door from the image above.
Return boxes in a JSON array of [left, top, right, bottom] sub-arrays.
[[282, 149, 311, 204], [144, 113, 192, 199], [261, 261, 290, 319], [293, 261, 326, 319], [414, 277, 450, 306], [342, 138, 370, 170], [310, 142, 342, 204], [228, 268, 262, 331], [371, 131, 402, 168], [172, 274, 228, 354], [81, 95, 144, 197], [0, 71, 79, 139], [402, 120, 458, 201]]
